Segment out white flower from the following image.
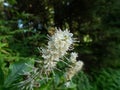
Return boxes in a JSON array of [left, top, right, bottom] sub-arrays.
[[65, 81, 71, 87], [41, 28, 74, 73], [65, 61, 83, 80], [74, 61, 84, 72], [70, 52, 78, 63]]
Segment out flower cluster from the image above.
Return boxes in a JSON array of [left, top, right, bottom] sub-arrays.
[[42, 28, 74, 73], [17, 28, 83, 90], [65, 52, 83, 80]]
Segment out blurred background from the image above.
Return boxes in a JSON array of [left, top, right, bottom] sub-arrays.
[[0, 0, 120, 90]]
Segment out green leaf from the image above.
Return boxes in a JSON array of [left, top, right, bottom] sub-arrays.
[[57, 81, 76, 90], [0, 43, 7, 49], [54, 74, 60, 86], [4, 61, 30, 88], [39, 82, 51, 90], [0, 67, 4, 90]]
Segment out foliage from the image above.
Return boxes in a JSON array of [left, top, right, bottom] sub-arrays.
[[73, 71, 92, 90], [73, 68, 120, 90], [91, 68, 120, 90], [0, 0, 120, 90]]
